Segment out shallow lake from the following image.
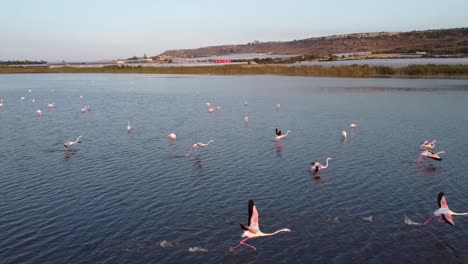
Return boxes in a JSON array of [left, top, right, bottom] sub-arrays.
[[1, 74, 468, 263]]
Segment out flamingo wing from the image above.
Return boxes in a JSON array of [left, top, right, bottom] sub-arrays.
[[438, 192, 448, 208], [442, 214, 455, 226], [248, 200, 259, 230]]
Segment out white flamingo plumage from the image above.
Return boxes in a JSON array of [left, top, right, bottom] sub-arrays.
[[274, 128, 291, 141], [127, 121, 132, 132], [311, 157, 332, 173], [244, 116, 249, 124], [350, 123, 357, 129], [341, 131, 347, 140], [168, 133, 177, 140], [423, 192, 468, 226], [186, 140, 214, 156], [64, 135, 82, 150], [36, 109, 42, 116], [231, 200, 291, 251]]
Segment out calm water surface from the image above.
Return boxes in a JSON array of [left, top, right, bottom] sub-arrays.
[[1, 74, 468, 263]]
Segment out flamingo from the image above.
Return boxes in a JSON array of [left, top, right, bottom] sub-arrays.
[[168, 133, 177, 140], [81, 105, 91, 113], [0, 99, 4, 107], [274, 128, 291, 141], [186, 140, 214, 156], [341, 131, 347, 140], [206, 102, 210, 107], [36, 109, 42, 116], [47, 103, 56, 109], [20, 96, 25, 102], [276, 103, 280, 110], [80, 95, 84, 101], [420, 140, 436, 150], [244, 101, 248, 106], [423, 192, 468, 226], [64, 135, 82, 150], [216, 106, 221, 110], [244, 116, 249, 124], [419, 150, 444, 161], [127, 121, 132, 132], [311, 157, 332, 173], [208, 107, 214, 113], [231, 200, 291, 251], [350, 123, 357, 129], [31, 98, 36, 104], [28, 89, 32, 94]]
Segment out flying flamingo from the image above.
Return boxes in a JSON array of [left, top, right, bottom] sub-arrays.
[[350, 123, 357, 129], [231, 200, 291, 251], [341, 131, 347, 140], [419, 150, 444, 161], [423, 192, 468, 226], [274, 128, 291, 141], [127, 121, 132, 132], [186, 140, 214, 156], [311, 157, 332, 173], [420, 140, 436, 150], [64, 135, 82, 150]]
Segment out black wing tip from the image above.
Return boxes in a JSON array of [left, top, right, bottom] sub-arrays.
[[437, 192, 445, 207], [248, 199, 254, 205], [240, 224, 249, 231], [442, 214, 455, 227]]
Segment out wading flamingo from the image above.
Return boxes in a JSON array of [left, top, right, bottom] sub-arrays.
[[274, 128, 291, 141], [244, 116, 249, 124], [419, 150, 444, 161], [186, 140, 214, 156], [36, 109, 42, 116], [0, 99, 4, 107], [350, 123, 357, 129], [311, 157, 332, 173], [168, 133, 177, 140], [423, 192, 468, 226], [231, 200, 291, 251], [244, 101, 248, 106], [206, 102, 210, 107], [20, 96, 25, 102], [31, 98, 36, 104], [47, 103, 56, 109], [127, 121, 132, 132], [80, 95, 84, 101], [420, 140, 436, 150], [341, 131, 347, 140], [208, 107, 214, 113], [276, 103, 280, 110], [64, 136, 82, 150]]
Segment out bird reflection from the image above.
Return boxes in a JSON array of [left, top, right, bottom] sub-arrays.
[[64, 149, 77, 159]]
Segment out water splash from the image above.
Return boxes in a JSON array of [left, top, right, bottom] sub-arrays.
[[188, 246, 208, 252]]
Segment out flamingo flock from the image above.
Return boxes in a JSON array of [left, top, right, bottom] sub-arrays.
[[1, 86, 463, 254]]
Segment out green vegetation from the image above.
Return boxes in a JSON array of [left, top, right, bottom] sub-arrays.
[[1, 64, 468, 78], [0, 60, 47, 65]]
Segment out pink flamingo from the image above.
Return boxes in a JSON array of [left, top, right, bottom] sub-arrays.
[[419, 150, 444, 161], [231, 200, 291, 251], [64, 135, 82, 150], [274, 128, 291, 141], [186, 140, 214, 156], [127, 121, 132, 132], [420, 140, 436, 150], [310, 157, 332, 173], [423, 192, 468, 226]]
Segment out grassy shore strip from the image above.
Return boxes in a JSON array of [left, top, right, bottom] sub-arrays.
[[1, 64, 468, 78]]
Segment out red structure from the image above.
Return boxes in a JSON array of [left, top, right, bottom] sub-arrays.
[[215, 59, 232, 64]]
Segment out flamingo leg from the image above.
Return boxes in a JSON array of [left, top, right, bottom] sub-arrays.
[[231, 238, 257, 251], [423, 216, 434, 225], [438, 216, 444, 222]]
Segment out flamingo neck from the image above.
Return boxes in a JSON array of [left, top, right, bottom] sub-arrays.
[[262, 228, 290, 236], [452, 212, 468, 216], [323, 159, 330, 169], [75, 136, 82, 143]]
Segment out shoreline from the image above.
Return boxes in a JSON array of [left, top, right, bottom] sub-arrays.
[[1, 64, 468, 79]]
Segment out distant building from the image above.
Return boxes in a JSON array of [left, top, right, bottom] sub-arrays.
[[215, 59, 232, 64]]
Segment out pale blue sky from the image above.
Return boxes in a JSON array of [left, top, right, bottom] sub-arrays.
[[1, 0, 467, 61]]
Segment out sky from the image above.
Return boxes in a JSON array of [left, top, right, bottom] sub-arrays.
[[1, 0, 467, 61]]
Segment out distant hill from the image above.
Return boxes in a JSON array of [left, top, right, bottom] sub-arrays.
[[159, 27, 468, 58]]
